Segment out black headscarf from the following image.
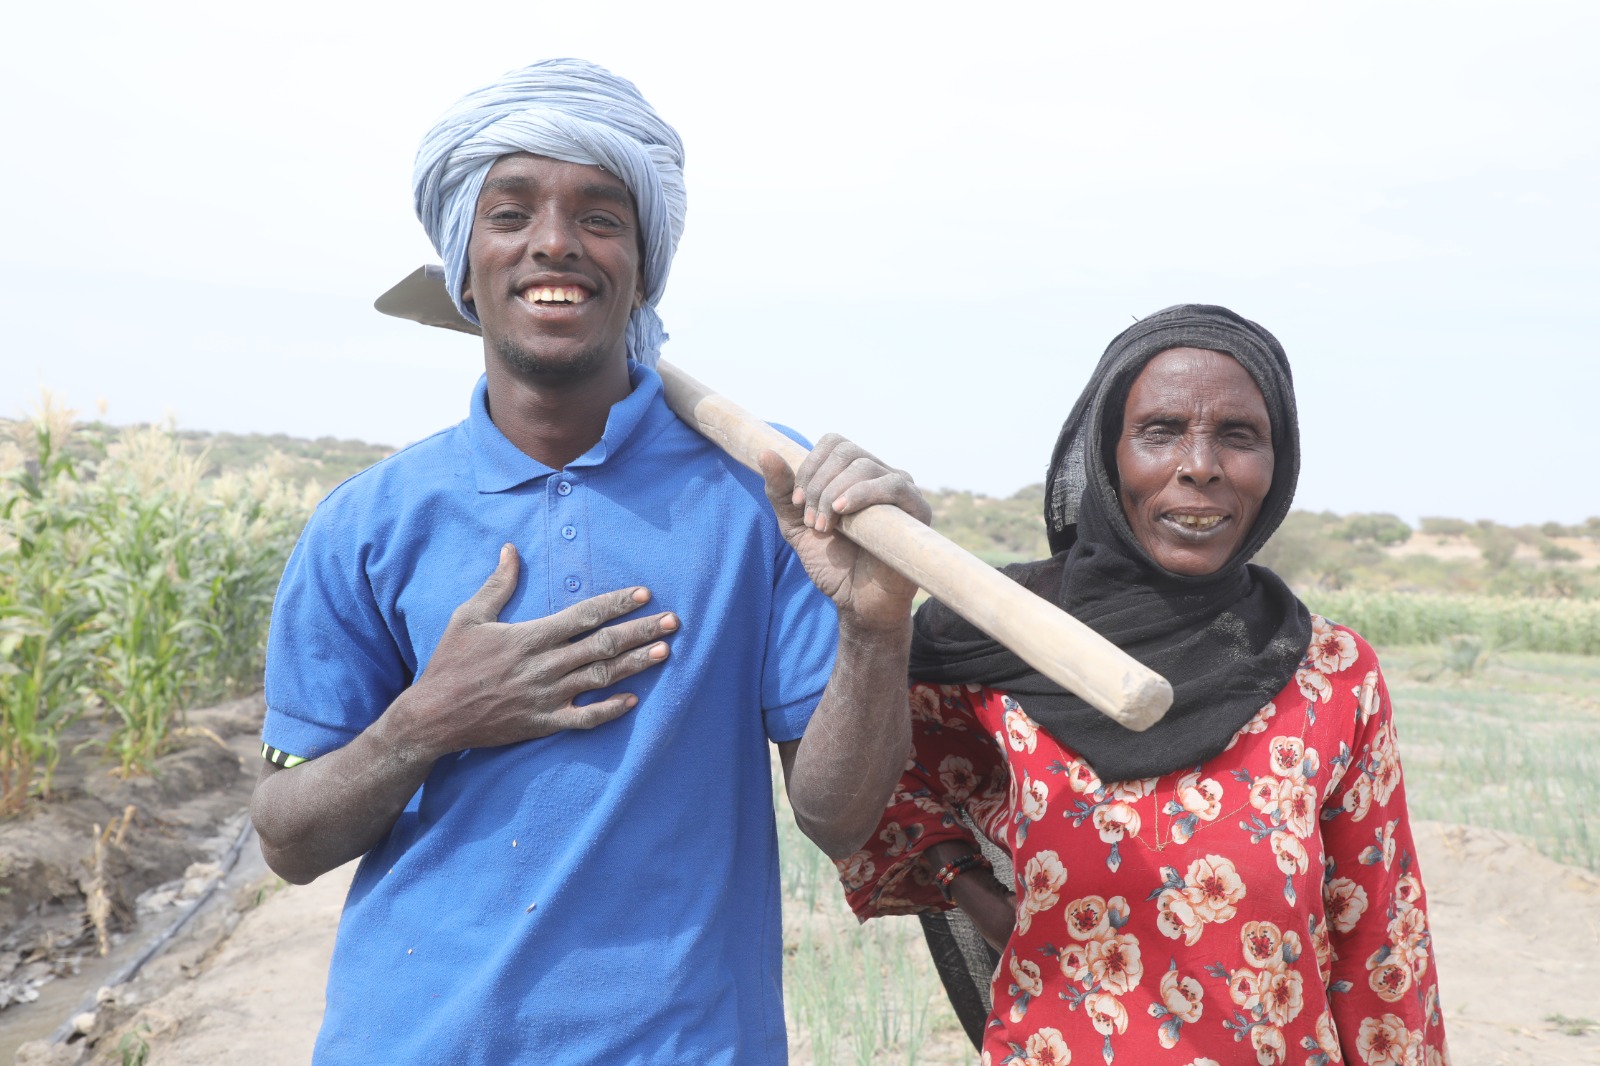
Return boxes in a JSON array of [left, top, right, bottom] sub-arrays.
[[909, 304, 1313, 782]]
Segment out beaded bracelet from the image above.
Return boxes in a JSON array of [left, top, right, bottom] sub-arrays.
[[932, 852, 992, 902]]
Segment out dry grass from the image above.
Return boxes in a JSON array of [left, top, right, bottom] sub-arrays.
[[774, 768, 971, 1064]]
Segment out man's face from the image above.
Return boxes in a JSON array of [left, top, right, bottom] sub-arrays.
[[462, 153, 644, 382]]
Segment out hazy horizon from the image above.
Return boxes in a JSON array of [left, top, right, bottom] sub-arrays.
[[13, 404, 1597, 532]]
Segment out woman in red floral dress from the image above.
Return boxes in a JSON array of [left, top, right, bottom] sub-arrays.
[[799, 306, 1448, 1065]]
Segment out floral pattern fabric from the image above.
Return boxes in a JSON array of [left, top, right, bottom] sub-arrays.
[[841, 617, 1449, 1066]]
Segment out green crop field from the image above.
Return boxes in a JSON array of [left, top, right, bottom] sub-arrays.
[[1379, 647, 1600, 873], [0, 399, 314, 810], [1307, 591, 1600, 655]]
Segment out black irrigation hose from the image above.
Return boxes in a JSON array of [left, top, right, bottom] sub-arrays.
[[47, 817, 256, 1045]]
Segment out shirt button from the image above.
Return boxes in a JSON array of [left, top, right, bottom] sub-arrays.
[[565, 577, 581, 592], [555, 480, 572, 496], [561, 525, 577, 540]]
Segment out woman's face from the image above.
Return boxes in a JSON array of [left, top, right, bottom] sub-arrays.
[[1115, 347, 1275, 576]]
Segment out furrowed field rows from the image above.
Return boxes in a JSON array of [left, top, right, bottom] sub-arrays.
[[1380, 648, 1600, 874]]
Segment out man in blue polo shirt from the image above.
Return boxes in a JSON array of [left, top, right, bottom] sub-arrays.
[[249, 60, 922, 1064]]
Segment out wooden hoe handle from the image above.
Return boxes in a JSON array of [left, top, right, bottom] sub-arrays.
[[369, 268, 1172, 729], [658, 358, 1173, 731]]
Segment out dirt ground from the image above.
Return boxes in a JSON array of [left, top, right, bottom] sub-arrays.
[[4, 707, 1600, 1065], [15, 824, 1600, 1066], [0, 699, 264, 1026]]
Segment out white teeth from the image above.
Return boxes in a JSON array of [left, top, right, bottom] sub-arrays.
[[1173, 514, 1224, 530], [523, 286, 588, 304]]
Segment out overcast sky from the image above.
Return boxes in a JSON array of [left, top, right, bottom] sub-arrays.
[[2, 1, 1595, 524]]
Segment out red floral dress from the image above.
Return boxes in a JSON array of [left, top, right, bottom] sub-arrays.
[[840, 617, 1450, 1066]]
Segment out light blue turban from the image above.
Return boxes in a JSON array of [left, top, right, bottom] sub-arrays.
[[412, 59, 686, 367]]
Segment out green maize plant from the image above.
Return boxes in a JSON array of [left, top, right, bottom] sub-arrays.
[[0, 401, 102, 812], [1, 397, 312, 811], [187, 466, 312, 699], [88, 426, 240, 775], [89, 502, 214, 777], [81, 425, 311, 777]]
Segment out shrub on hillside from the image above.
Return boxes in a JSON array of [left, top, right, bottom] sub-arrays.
[[1540, 541, 1581, 563], [925, 488, 1049, 564], [1258, 511, 1364, 589], [1333, 513, 1412, 546], [1420, 517, 1472, 536], [1470, 521, 1519, 571]]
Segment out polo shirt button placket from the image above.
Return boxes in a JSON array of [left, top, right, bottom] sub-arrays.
[[553, 476, 585, 598]]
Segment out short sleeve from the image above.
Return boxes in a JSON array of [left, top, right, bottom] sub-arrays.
[[261, 495, 412, 759], [759, 529, 838, 743], [756, 424, 838, 743]]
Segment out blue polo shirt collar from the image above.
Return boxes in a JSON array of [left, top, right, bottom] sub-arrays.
[[467, 365, 670, 494]]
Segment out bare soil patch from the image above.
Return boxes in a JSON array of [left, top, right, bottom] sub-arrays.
[[1414, 821, 1600, 1065], [0, 698, 264, 1060], [20, 821, 1598, 1065]]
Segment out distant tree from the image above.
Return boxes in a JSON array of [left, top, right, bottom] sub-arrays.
[[1333, 513, 1412, 547], [1509, 524, 1544, 545], [1258, 511, 1358, 588], [923, 488, 1049, 564], [1471, 522, 1519, 571], [1419, 516, 1472, 537], [1540, 541, 1581, 563]]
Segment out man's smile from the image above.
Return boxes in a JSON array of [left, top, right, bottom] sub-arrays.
[[521, 285, 591, 305]]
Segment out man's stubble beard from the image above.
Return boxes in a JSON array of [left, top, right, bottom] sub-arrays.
[[494, 335, 621, 383]]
